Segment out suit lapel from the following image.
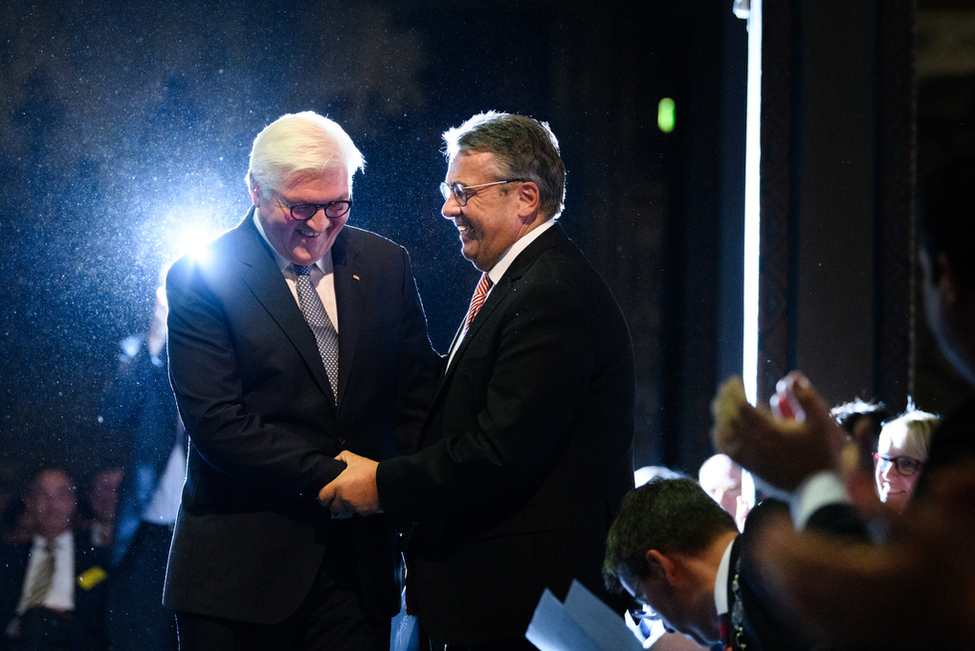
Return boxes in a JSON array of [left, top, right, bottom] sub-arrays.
[[437, 224, 569, 392], [233, 211, 335, 404], [332, 230, 359, 410]]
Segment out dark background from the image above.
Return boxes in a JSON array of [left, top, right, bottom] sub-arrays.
[[0, 0, 749, 487]]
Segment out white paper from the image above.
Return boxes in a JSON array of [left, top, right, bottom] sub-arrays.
[[526, 580, 644, 651]]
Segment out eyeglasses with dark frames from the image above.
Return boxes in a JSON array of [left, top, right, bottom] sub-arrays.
[[439, 179, 524, 206], [272, 190, 353, 221], [873, 453, 924, 477]]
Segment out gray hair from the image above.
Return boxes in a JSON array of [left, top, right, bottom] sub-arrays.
[[442, 111, 566, 219]]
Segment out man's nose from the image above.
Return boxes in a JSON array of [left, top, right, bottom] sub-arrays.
[[442, 195, 462, 218], [304, 208, 329, 229]]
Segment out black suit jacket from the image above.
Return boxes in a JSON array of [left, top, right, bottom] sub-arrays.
[[377, 224, 636, 643], [162, 211, 438, 624], [730, 500, 819, 651], [0, 535, 109, 651]]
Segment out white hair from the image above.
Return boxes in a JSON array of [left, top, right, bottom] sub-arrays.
[[245, 111, 364, 195]]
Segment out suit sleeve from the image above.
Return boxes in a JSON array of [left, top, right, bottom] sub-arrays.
[[166, 256, 345, 500], [377, 275, 600, 526]]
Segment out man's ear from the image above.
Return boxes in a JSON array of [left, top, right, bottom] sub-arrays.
[[646, 549, 678, 588], [516, 180, 540, 220], [249, 182, 261, 207]]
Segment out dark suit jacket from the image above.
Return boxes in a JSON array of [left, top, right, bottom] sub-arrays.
[[162, 210, 438, 624], [730, 500, 819, 651], [377, 224, 636, 643], [0, 535, 109, 651]]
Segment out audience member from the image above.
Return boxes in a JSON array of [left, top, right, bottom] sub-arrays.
[[627, 467, 707, 650], [603, 478, 815, 650], [84, 468, 122, 548], [0, 468, 109, 651], [319, 112, 636, 649], [873, 406, 939, 513], [831, 398, 890, 491], [635, 465, 684, 487], [831, 398, 889, 453], [697, 453, 750, 530], [709, 153, 975, 648], [98, 280, 182, 651]]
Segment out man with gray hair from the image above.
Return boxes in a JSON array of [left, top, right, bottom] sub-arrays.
[[162, 111, 438, 650], [320, 112, 636, 649]]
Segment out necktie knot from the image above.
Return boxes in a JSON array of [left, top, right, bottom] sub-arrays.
[[465, 273, 493, 329], [293, 264, 339, 403]]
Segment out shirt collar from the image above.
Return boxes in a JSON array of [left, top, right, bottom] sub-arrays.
[[714, 538, 736, 616], [32, 530, 72, 551], [485, 218, 556, 284]]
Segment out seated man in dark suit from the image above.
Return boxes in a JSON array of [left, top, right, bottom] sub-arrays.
[[603, 477, 815, 651], [0, 468, 109, 651]]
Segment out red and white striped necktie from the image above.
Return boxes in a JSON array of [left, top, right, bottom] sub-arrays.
[[465, 273, 493, 329]]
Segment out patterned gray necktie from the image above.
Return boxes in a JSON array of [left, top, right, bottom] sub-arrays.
[[294, 264, 339, 403], [23, 541, 56, 611]]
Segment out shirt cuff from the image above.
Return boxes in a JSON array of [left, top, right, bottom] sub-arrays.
[[790, 470, 850, 529]]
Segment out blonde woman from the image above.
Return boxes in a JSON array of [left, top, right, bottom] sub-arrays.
[[874, 407, 940, 512]]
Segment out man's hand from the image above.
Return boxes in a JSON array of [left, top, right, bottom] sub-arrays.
[[710, 372, 846, 494], [748, 463, 975, 649], [318, 451, 382, 517]]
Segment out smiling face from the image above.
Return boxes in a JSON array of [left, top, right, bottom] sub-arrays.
[[441, 150, 530, 272], [252, 167, 350, 266], [874, 442, 921, 513]]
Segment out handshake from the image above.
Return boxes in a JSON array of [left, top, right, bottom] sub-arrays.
[[318, 451, 382, 518]]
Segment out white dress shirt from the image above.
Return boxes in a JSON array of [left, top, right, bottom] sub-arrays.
[[446, 219, 556, 368], [253, 209, 339, 331], [16, 531, 75, 614], [714, 538, 736, 618]]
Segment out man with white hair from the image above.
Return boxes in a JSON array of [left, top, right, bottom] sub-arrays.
[[162, 111, 439, 650]]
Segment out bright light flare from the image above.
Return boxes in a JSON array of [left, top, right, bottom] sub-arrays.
[[154, 204, 232, 268]]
